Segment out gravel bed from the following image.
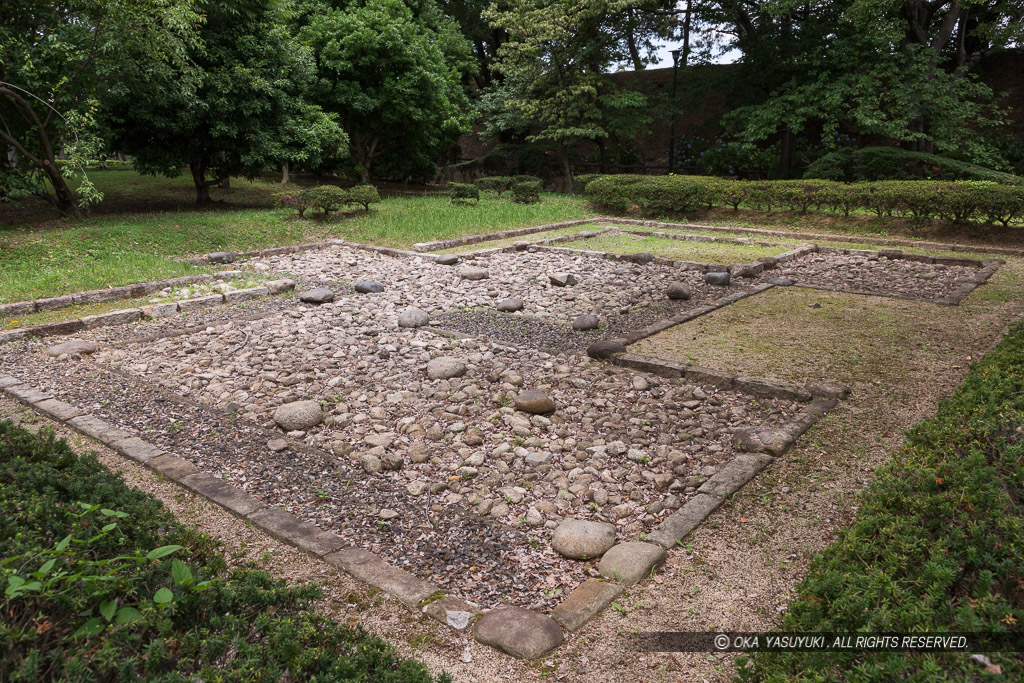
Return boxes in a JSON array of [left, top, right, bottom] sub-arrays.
[[776, 252, 980, 300], [0, 297, 800, 611]]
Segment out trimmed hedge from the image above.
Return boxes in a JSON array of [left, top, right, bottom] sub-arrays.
[[274, 184, 380, 216], [0, 420, 447, 682], [474, 176, 512, 197], [739, 323, 1024, 681], [584, 174, 1024, 226], [511, 180, 542, 204], [805, 147, 1024, 185], [447, 182, 479, 204]]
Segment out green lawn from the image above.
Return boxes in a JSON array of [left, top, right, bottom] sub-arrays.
[[559, 231, 790, 263], [0, 172, 592, 303]]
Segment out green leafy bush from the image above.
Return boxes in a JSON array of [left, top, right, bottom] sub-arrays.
[[510, 174, 542, 186], [0, 421, 447, 682], [805, 147, 1024, 185], [584, 174, 1024, 226], [345, 184, 380, 211], [739, 323, 1024, 681], [474, 176, 512, 197], [301, 185, 349, 215], [510, 180, 542, 204], [447, 182, 479, 204], [572, 174, 602, 194], [273, 190, 311, 217]]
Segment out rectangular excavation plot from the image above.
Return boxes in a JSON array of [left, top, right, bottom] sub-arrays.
[[8, 290, 802, 612]]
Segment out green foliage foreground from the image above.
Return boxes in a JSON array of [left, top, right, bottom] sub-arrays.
[[740, 324, 1024, 681], [0, 421, 447, 682]]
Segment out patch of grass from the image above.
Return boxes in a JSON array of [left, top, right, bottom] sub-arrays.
[[561, 231, 786, 263], [0, 172, 591, 303], [739, 322, 1024, 681], [436, 225, 594, 254], [0, 420, 447, 682]]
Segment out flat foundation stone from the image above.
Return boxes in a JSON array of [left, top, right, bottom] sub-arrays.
[[551, 579, 623, 632], [178, 294, 225, 312], [551, 519, 616, 559], [147, 454, 199, 480], [473, 606, 564, 659], [646, 493, 723, 549], [248, 507, 347, 557], [109, 436, 165, 463], [6, 384, 53, 404], [224, 286, 269, 304], [325, 547, 438, 609], [698, 453, 775, 498], [178, 473, 266, 517], [31, 398, 85, 422], [46, 339, 100, 357], [598, 542, 667, 586], [67, 414, 133, 443]]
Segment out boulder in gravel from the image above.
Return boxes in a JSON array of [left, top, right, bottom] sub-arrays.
[[299, 287, 334, 304], [496, 297, 525, 313], [513, 241, 532, 251], [572, 314, 600, 331], [272, 400, 323, 431], [435, 254, 459, 266], [586, 340, 626, 359], [427, 356, 467, 380], [265, 279, 296, 295], [474, 607, 564, 659], [353, 280, 385, 294], [381, 452, 404, 471], [360, 453, 382, 474], [208, 251, 234, 264], [397, 307, 430, 328], [733, 427, 792, 456], [666, 282, 691, 300], [549, 273, 578, 287], [46, 340, 100, 357], [267, 438, 289, 453], [599, 542, 666, 585], [626, 252, 655, 265], [459, 266, 489, 281], [704, 271, 730, 286], [551, 519, 617, 559], [515, 390, 556, 414]]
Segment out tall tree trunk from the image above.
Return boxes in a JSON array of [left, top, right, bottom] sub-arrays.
[[281, 162, 289, 184], [190, 160, 212, 204], [777, 127, 796, 178], [597, 138, 609, 174]]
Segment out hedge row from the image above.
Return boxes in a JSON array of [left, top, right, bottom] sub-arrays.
[[584, 175, 1024, 226], [274, 184, 380, 216], [447, 176, 543, 204], [0, 420, 446, 681], [740, 322, 1024, 681]]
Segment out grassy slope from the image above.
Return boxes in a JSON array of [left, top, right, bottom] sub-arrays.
[[0, 171, 592, 303], [741, 323, 1024, 681], [0, 419, 446, 681]]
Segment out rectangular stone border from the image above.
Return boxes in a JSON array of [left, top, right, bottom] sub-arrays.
[[410, 219, 599, 252], [0, 271, 245, 321], [0, 361, 842, 658], [0, 282, 295, 345]]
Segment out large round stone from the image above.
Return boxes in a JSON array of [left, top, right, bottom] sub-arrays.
[[704, 271, 730, 286], [515, 390, 556, 414], [598, 542, 667, 586], [459, 266, 489, 281], [435, 254, 459, 266], [353, 280, 385, 294], [299, 287, 334, 304], [586, 340, 626, 359], [551, 519, 617, 560], [627, 252, 655, 265], [572, 314, 600, 331], [272, 400, 323, 431], [496, 297, 524, 313], [45, 340, 99, 357], [666, 282, 691, 300], [397, 307, 429, 328], [427, 356, 466, 380], [473, 606, 564, 659]]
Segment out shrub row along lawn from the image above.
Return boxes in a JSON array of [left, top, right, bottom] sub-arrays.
[[0, 420, 448, 682], [740, 324, 1024, 681], [584, 174, 1024, 227]]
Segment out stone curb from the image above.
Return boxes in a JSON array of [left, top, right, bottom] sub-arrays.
[[0, 271, 245, 320], [0, 373, 568, 660], [410, 219, 598, 252], [599, 216, 1024, 258], [1, 282, 296, 344]]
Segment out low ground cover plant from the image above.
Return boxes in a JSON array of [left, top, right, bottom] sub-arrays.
[[584, 174, 1024, 226], [739, 324, 1024, 681], [0, 420, 446, 681]]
